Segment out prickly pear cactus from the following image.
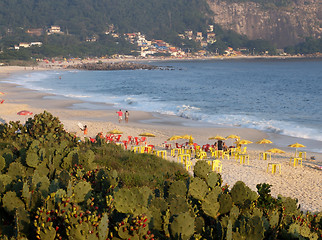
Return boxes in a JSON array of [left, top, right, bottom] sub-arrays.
[[98, 213, 109, 240], [25, 151, 40, 168], [188, 177, 209, 201], [170, 212, 195, 240], [279, 195, 300, 215], [230, 181, 258, 206], [6, 162, 26, 179], [202, 191, 220, 219], [206, 171, 222, 189], [193, 160, 212, 180], [219, 194, 233, 215], [168, 180, 187, 199], [0, 155, 5, 171], [169, 195, 190, 216], [73, 181, 92, 203], [2, 191, 25, 214], [114, 187, 151, 216]]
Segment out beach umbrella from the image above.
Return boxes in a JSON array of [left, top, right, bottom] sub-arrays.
[[288, 143, 306, 157], [267, 148, 285, 161], [226, 134, 240, 147], [226, 134, 240, 140], [108, 129, 123, 134], [17, 110, 33, 123], [17, 110, 33, 116], [139, 132, 156, 137], [256, 138, 273, 151], [167, 135, 183, 141], [267, 148, 285, 154], [208, 135, 226, 140], [256, 138, 273, 144], [236, 139, 253, 145], [181, 135, 194, 140]]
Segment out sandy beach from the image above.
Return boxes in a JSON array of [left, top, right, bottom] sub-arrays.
[[0, 65, 321, 213]]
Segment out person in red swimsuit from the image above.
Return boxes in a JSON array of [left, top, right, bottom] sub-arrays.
[[116, 110, 123, 123]]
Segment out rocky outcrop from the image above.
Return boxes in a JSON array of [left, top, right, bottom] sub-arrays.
[[68, 62, 166, 71], [206, 0, 322, 47]]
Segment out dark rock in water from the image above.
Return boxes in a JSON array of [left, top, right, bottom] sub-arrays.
[[67, 62, 171, 71]]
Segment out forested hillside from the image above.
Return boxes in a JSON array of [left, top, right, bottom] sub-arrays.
[[0, 0, 209, 40], [0, 0, 320, 60]]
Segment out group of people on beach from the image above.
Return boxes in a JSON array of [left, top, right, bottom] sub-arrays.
[[116, 109, 129, 123]]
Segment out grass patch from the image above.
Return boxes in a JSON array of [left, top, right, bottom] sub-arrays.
[[93, 143, 189, 188]]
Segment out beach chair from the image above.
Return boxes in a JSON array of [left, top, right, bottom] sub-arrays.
[[207, 160, 222, 173], [115, 135, 122, 142], [140, 137, 147, 145]]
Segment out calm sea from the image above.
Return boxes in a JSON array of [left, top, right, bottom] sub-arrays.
[[6, 58, 322, 152]]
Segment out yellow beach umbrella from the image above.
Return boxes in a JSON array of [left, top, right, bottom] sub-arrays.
[[208, 135, 226, 140], [226, 134, 240, 140], [267, 148, 285, 161], [167, 135, 182, 141], [108, 129, 123, 134], [181, 135, 194, 140], [139, 132, 156, 137], [256, 138, 273, 151], [288, 143, 306, 157], [236, 139, 253, 145], [256, 139, 273, 144], [267, 148, 285, 154]]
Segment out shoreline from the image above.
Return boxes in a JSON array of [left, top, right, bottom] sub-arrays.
[[1, 65, 322, 213]]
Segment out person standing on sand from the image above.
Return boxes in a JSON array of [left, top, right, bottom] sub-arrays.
[[125, 110, 129, 123], [116, 109, 123, 123], [83, 125, 88, 137]]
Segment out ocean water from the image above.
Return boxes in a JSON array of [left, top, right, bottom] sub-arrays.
[[5, 58, 322, 151]]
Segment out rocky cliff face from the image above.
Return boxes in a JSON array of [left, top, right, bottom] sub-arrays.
[[206, 0, 322, 47]]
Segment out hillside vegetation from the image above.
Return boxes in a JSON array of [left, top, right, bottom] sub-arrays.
[[0, 0, 209, 40], [0, 0, 320, 60]]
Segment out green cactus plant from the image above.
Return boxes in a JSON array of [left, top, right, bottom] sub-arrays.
[[169, 195, 190, 216], [168, 180, 187, 199], [73, 181, 92, 203], [206, 171, 222, 189], [6, 162, 26, 180], [0, 155, 5, 172], [170, 212, 195, 240], [2, 191, 25, 214], [188, 177, 209, 201], [201, 191, 220, 219], [230, 181, 258, 206], [193, 160, 212, 180], [25, 151, 40, 168], [219, 194, 233, 215]]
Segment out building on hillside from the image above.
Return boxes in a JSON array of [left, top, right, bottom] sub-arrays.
[[26, 28, 43, 36], [14, 42, 43, 50], [47, 26, 63, 35], [207, 25, 214, 32], [196, 32, 203, 42], [184, 30, 193, 40], [207, 32, 216, 44], [30, 42, 43, 47], [85, 36, 97, 42], [178, 33, 185, 39], [200, 41, 208, 48]]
